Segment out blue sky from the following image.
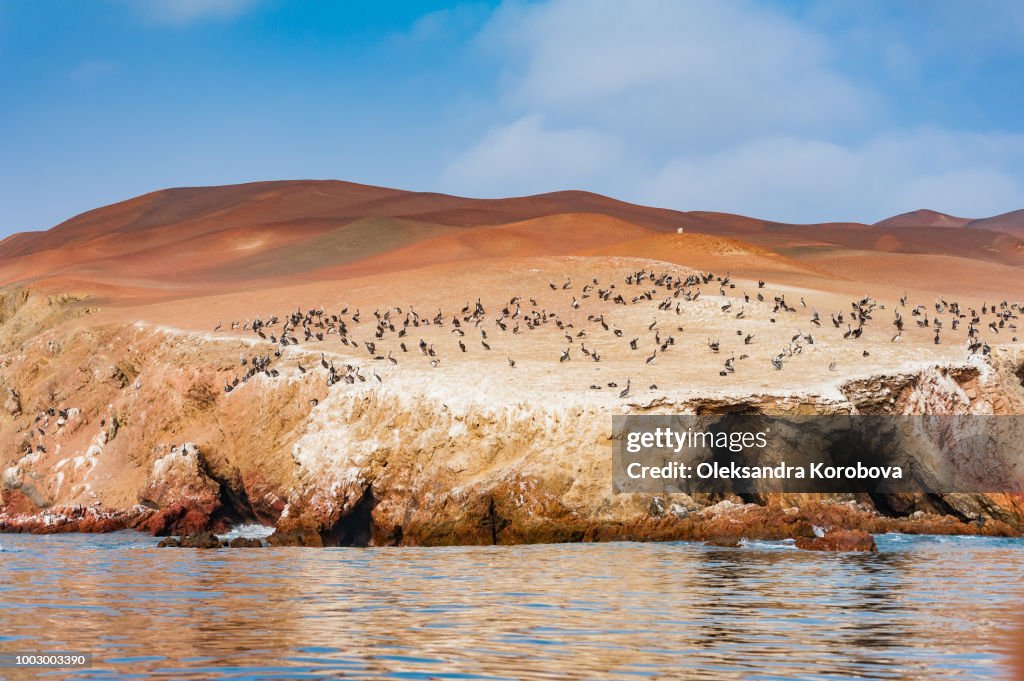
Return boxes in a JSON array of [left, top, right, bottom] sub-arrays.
[[2, 0, 1023, 237]]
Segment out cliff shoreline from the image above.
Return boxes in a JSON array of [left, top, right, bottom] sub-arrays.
[[3, 295, 1022, 547]]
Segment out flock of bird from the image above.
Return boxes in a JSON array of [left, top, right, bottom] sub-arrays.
[[13, 265, 1020, 460], [212, 268, 1022, 402]]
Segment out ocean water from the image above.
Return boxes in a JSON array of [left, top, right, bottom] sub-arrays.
[[1, 532, 1022, 680]]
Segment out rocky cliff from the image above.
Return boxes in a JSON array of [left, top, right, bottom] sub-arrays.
[[3, 286, 1023, 546]]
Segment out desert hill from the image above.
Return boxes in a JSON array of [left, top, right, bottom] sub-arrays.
[[873, 209, 972, 229], [874, 207, 1024, 238], [966, 209, 1024, 237], [2, 180, 1023, 302]]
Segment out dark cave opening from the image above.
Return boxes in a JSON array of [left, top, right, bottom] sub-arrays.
[[320, 487, 376, 547]]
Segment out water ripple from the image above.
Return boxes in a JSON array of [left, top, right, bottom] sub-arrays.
[[0, 532, 1021, 679]]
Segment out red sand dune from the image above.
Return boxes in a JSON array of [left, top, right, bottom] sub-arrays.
[[1, 180, 1022, 305], [967, 209, 1024, 238], [874, 209, 972, 229], [311, 213, 654, 281]]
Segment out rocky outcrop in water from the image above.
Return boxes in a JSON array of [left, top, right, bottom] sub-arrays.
[[795, 529, 877, 552], [2, 291, 1023, 547], [136, 443, 228, 536]]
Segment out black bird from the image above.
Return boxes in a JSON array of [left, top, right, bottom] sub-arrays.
[[508, 357, 516, 368], [560, 348, 570, 362]]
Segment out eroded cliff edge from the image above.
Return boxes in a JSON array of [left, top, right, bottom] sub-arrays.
[[2, 288, 1024, 546]]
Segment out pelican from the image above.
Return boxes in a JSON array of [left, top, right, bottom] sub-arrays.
[[619, 379, 631, 398]]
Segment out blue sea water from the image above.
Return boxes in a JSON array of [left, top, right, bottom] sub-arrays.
[[1, 532, 1022, 680]]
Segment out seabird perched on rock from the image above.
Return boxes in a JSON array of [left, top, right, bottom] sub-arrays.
[[619, 379, 631, 398]]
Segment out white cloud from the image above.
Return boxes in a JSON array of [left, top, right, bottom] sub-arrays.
[[643, 130, 1024, 222], [69, 59, 117, 84], [442, 115, 623, 197], [440, 0, 1024, 222], [126, 0, 259, 25], [403, 4, 490, 44], [478, 0, 872, 145]]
